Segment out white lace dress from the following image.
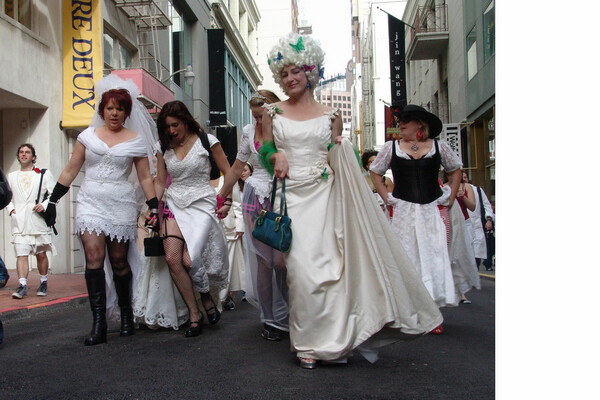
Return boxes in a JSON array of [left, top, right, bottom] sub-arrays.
[[268, 105, 443, 362], [370, 140, 462, 308], [163, 135, 229, 293], [75, 127, 146, 320], [235, 123, 289, 331]]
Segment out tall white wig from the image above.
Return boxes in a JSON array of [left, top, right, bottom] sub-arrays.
[[267, 33, 325, 91]]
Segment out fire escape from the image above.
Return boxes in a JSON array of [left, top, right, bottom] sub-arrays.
[[112, 0, 174, 113]]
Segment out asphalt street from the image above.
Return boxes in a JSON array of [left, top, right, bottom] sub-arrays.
[[0, 278, 494, 399]]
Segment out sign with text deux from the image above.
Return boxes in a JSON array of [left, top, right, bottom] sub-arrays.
[[62, 0, 103, 128]]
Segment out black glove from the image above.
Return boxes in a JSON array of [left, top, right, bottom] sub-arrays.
[[145, 197, 160, 230], [46, 182, 70, 226]]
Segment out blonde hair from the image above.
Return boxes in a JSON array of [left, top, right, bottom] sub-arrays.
[[249, 90, 280, 107], [267, 32, 325, 91]]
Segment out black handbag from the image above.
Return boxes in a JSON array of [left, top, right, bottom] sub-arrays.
[[252, 177, 292, 253], [35, 169, 58, 234], [144, 210, 166, 257], [144, 229, 165, 257]]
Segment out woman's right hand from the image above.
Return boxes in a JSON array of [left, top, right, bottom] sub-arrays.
[[273, 152, 289, 179]]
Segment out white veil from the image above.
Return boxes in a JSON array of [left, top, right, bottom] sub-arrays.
[[90, 74, 158, 175]]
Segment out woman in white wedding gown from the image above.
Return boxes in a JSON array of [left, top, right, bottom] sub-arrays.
[[153, 101, 231, 338], [45, 75, 159, 345], [369, 104, 464, 335], [260, 33, 443, 369], [218, 90, 289, 341]]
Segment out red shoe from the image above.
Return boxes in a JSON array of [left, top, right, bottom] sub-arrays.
[[431, 324, 444, 335]]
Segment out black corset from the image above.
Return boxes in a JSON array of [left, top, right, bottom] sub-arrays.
[[390, 140, 442, 204]]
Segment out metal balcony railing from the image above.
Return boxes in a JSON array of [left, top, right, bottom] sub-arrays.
[[408, 4, 448, 48], [416, 4, 448, 34]]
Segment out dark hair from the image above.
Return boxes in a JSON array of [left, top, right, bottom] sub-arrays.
[[16, 143, 37, 164], [157, 100, 206, 153], [98, 89, 133, 120], [361, 150, 378, 170]]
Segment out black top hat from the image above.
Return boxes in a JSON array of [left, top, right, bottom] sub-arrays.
[[398, 104, 443, 138]]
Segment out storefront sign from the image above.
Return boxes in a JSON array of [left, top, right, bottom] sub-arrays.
[[62, 0, 103, 128], [388, 14, 407, 108]]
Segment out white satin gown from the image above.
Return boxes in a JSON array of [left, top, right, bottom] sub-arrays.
[[268, 105, 443, 362]]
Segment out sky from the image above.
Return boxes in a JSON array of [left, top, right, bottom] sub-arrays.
[[300, 0, 352, 77]]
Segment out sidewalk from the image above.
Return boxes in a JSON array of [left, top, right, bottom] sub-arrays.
[[0, 267, 495, 323], [0, 269, 87, 322]]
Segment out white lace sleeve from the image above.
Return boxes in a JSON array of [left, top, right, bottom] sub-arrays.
[[236, 124, 254, 163], [369, 141, 394, 175], [438, 140, 462, 172]]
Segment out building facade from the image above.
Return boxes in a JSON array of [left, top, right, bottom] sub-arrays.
[[254, 0, 299, 99], [403, 0, 495, 200]]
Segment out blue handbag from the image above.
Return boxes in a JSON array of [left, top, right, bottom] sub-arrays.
[[252, 177, 292, 253]]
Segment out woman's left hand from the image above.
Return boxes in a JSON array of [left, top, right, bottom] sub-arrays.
[[145, 212, 159, 229], [217, 204, 231, 219], [334, 136, 344, 144]]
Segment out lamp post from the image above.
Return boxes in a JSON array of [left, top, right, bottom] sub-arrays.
[[162, 64, 195, 86]]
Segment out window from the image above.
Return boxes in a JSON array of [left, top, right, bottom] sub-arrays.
[[466, 28, 477, 80], [104, 31, 133, 70], [104, 34, 115, 68], [483, 0, 495, 63], [3, 0, 32, 29]]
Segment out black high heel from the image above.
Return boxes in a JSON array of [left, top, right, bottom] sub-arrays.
[[205, 305, 221, 325], [185, 316, 203, 337], [201, 294, 221, 325]]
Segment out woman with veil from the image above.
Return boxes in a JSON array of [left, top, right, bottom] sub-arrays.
[[45, 74, 159, 345]]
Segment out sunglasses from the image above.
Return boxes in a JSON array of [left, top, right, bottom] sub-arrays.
[[398, 114, 418, 123]]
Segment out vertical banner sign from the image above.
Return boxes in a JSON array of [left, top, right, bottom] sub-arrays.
[[207, 29, 227, 126], [388, 14, 407, 108], [62, 0, 103, 128]]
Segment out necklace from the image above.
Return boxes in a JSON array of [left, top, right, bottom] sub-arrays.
[[402, 139, 419, 153]]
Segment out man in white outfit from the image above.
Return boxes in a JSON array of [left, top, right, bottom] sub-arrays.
[[5, 144, 57, 299], [463, 172, 495, 270]]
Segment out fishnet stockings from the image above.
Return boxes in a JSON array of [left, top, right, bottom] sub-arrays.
[[163, 235, 200, 321]]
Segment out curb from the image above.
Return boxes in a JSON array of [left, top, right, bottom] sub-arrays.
[[479, 272, 495, 282], [0, 294, 88, 323]]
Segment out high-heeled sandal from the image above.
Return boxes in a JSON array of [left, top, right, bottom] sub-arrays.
[[201, 295, 221, 325], [185, 317, 203, 337], [204, 305, 221, 325], [299, 357, 318, 369], [431, 324, 444, 335]]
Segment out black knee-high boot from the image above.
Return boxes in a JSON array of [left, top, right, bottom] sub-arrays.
[[113, 272, 135, 336], [84, 269, 107, 346]]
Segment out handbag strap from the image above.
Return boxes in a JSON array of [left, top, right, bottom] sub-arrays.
[[270, 176, 288, 217], [477, 186, 486, 230], [35, 169, 47, 204]]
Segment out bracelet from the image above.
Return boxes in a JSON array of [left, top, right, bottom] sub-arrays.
[[150, 208, 159, 214], [226, 197, 232, 201], [48, 201, 56, 205], [223, 202, 232, 206]]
